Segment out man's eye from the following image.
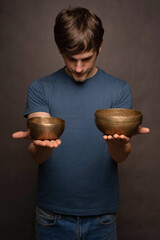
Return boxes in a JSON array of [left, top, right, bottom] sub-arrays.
[[83, 58, 91, 62], [69, 58, 76, 62]]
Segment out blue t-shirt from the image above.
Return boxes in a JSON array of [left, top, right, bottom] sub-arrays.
[[24, 67, 132, 216]]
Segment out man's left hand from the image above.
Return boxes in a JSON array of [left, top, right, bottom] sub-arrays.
[[103, 126, 150, 163]]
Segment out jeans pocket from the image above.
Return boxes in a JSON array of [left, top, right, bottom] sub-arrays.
[[36, 207, 58, 226], [97, 213, 117, 226]]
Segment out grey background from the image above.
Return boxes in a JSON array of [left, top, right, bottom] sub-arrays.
[[1, 0, 160, 239]]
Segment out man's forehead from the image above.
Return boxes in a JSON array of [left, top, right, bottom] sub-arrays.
[[67, 50, 96, 59]]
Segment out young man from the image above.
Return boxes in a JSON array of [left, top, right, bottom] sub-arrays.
[[12, 7, 149, 240]]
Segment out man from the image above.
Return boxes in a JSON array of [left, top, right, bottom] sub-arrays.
[[12, 7, 149, 240]]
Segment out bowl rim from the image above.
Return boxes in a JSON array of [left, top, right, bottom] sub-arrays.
[[27, 116, 65, 126], [95, 108, 142, 118]]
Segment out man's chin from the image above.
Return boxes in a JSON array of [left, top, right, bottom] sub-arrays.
[[72, 73, 87, 82], [74, 78, 86, 82]]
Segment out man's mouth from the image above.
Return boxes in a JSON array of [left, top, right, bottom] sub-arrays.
[[74, 72, 85, 77]]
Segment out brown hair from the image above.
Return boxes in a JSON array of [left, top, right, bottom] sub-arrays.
[[54, 7, 104, 55]]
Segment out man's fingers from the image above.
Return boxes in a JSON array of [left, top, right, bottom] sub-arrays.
[[103, 135, 113, 140], [138, 127, 150, 134], [103, 134, 130, 143], [55, 138, 61, 145], [33, 139, 62, 148], [119, 135, 130, 143]]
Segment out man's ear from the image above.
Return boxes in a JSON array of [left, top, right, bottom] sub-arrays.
[[58, 48, 62, 54], [98, 39, 104, 54]]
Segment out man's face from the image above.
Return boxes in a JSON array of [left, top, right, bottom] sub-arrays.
[[62, 50, 98, 82]]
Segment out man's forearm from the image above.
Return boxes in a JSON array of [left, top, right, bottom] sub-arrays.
[[107, 141, 132, 163], [28, 142, 53, 164]]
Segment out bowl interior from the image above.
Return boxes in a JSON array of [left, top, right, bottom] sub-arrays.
[[27, 117, 64, 126], [95, 108, 142, 119]]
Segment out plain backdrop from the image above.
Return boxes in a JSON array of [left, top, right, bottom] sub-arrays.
[[1, 0, 160, 239]]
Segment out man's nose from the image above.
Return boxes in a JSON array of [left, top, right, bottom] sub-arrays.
[[75, 61, 83, 72]]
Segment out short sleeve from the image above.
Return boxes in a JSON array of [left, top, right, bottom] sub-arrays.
[[24, 79, 49, 117], [112, 81, 132, 109]]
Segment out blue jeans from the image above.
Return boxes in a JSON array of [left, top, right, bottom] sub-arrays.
[[36, 207, 117, 240]]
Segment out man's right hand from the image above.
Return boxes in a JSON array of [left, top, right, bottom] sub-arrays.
[[12, 130, 61, 148], [12, 112, 62, 163], [12, 130, 62, 164]]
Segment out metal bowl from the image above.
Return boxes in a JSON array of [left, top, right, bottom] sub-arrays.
[[94, 108, 143, 137], [27, 117, 65, 140]]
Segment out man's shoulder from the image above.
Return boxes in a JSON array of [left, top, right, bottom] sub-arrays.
[[30, 68, 65, 87], [97, 68, 127, 85], [38, 67, 65, 81]]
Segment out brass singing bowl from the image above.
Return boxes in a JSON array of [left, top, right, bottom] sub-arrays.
[[27, 117, 65, 140], [94, 109, 143, 137]]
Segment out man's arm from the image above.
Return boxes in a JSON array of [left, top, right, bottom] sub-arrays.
[[12, 112, 62, 164], [103, 127, 150, 163], [28, 139, 61, 164]]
